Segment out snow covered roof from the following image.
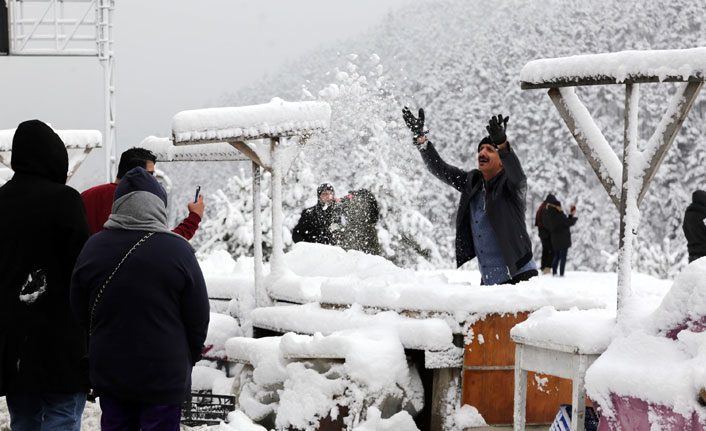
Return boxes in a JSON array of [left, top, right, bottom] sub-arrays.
[[0, 128, 102, 151], [171, 97, 331, 144], [139, 136, 250, 162], [520, 47, 706, 89]]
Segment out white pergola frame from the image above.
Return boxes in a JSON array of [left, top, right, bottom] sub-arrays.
[[0, 127, 102, 180], [520, 50, 705, 314], [147, 101, 330, 309], [5, 0, 116, 182]]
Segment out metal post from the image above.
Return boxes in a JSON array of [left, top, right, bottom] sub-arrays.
[[252, 161, 264, 310], [617, 83, 639, 313], [269, 137, 284, 274], [1, 0, 9, 54], [97, 0, 115, 182]]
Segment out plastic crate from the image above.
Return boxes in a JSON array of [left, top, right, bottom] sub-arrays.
[[549, 404, 599, 431], [181, 390, 236, 426]]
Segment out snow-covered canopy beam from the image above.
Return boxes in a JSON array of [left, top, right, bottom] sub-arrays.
[[520, 47, 706, 90], [171, 97, 331, 171], [520, 47, 705, 313], [139, 136, 250, 163], [0, 128, 102, 180]]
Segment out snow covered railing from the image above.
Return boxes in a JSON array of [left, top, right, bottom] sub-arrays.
[[0, 127, 102, 180], [139, 136, 250, 163], [171, 97, 331, 144], [520, 47, 706, 89], [520, 47, 705, 312], [250, 303, 454, 352]]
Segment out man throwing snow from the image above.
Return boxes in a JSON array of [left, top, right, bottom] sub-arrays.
[[402, 107, 537, 285]]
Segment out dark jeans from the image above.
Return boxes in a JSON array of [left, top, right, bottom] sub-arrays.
[[99, 395, 181, 431], [553, 248, 568, 276], [539, 235, 553, 270], [6, 392, 86, 431]]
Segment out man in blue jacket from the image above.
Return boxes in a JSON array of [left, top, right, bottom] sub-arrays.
[[71, 167, 210, 431], [402, 108, 537, 285]]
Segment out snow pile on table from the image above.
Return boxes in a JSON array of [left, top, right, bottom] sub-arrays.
[[0, 127, 102, 150], [585, 258, 706, 428], [221, 328, 424, 431], [204, 312, 243, 359], [520, 47, 706, 84], [172, 97, 331, 143]]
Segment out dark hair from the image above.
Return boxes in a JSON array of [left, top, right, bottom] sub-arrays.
[[116, 147, 157, 179]]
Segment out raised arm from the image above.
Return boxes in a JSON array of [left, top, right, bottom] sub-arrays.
[[402, 107, 468, 192]]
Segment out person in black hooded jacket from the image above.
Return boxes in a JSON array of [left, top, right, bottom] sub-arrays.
[[0, 120, 91, 431], [683, 190, 706, 263], [541, 194, 577, 277]]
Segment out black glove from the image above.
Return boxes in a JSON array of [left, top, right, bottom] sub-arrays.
[[486, 114, 509, 146], [402, 107, 428, 142]]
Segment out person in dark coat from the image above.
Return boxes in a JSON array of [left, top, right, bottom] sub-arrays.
[[0, 120, 91, 431], [535, 196, 554, 274], [70, 167, 210, 431], [541, 194, 577, 277], [339, 188, 382, 255], [292, 183, 342, 245], [402, 108, 538, 285], [683, 190, 706, 263]]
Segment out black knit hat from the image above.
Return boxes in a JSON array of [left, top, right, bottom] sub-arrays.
[[317, 183, 334, 196], [477, 136, 494, 152], [114, 167, 168, 207]]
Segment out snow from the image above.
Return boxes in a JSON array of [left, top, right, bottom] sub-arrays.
[[267, 243, 671, 318], [585, 258, 706, 421], [171, 97, 331, 143], [251, 303, 453, 351], [0, 128, 102, 151], [352, 407, 418, 431], [521, 47, 706, 85], [204, 312, 242, 359], [139, 136, 249, 162]]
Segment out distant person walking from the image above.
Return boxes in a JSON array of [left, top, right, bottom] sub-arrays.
[[683, 190, 706, 263], [535, 196, 553, 274], [71, 167, 210, 431], [542, 194, 577, 277]]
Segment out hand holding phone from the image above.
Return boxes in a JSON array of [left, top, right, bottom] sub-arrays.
[[194, 186, 201, 203]]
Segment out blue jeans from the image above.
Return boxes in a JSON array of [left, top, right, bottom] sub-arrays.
[[553, 248, 568, 276], [6, 393, 86, 431]]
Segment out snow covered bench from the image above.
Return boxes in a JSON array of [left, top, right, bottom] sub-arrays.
[[0, 127, 102, 180], [584, 258, 706, 431]]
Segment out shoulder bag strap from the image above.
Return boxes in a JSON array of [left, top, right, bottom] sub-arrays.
[[89, 232, 154, 336]]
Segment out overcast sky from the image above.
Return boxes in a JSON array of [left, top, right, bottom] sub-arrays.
[[0, 0, 421, 187]]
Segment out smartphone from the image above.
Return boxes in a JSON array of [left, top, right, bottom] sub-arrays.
[[570, 205, 576, 212], [194, 186, 201, 203]]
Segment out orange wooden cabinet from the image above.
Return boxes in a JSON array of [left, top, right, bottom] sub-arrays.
[[462, 312, 587, 425]]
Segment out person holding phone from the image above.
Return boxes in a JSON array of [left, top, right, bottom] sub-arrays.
[[541, 194, 578, 277], [81, 147, 205, 239]]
